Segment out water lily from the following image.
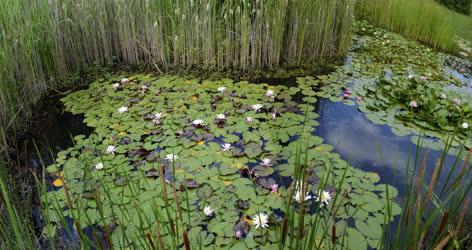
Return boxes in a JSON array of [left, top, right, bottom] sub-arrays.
[[106, 145, 116, 155], [293, 189, 312, 203], [95, 162, 104, 170], [140, 85, 148, 91], [420, 76, 427, 81], [409, 100, 418, 108], [265, 89, 274, 98], [118, 106, 128, 113], [462, 122, 469, 129], [113, 83, 120, 91], [408, 74, 414, 79], [252, 104, 263, 112], [453, 98, 461, 106], [216, 114, 226, 120], [153, 112, 164, 125], [192, 119, 204, 126], [439, 93, 447, 99], [261, 158, 272, 167], [252, 213, 269, 229], [293, 181, 312, 202], [120, 78, 130, 84], [271, 184, 278, 193], [246, 117, 254, 123], [315, 190, 332, 207], [221, 143, 233, 152], [217, 86, 226, 93], [203, 206, 214, 216], [235, 230, 243, 239], [165, 153, 178, 162]]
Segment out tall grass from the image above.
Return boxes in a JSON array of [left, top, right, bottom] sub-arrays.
[[0, 0, 355, 149], [356, 0, 458, 52]]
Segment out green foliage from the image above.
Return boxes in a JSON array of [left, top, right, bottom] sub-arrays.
[[0, 0, 355, 145], [436, 0, 472, 15], [356, 0, 458, 52], [306, 22, 472, 152], [41, 74, 400, 248]]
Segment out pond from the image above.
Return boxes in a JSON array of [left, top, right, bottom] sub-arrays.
[[24, 22, 471, 249]]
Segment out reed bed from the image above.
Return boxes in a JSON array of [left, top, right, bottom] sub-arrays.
[[356, 0, 458, 52], [0, 0, 355, 150]]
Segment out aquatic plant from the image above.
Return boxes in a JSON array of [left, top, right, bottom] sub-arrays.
[[301, 22, 472, 153], [39, 74, 401, 248], [0, 0, 356, 149]]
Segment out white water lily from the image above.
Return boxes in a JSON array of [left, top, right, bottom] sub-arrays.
[[106, 145, 116, 154], [217, 86, 226, 93], [192, 119, 204, 126], [453, 98, 461, 106], [118, 106, 128, 113], [95, 162, 104, 170], [140, 85, 148, 90], [165, 153, 178, 162], [293, 181, 312, 202], [462, 123, 469, 129], [265, 89, 274, 98], [155, 112, 164, 119], [221, 143, 233, 152], [315, 190, 332, 207], [203, 206, 214, 216], [294, 189, 312, 203], [261, 158, 272, 167], [407, 74, 414, 79], [252, 104, 263, 112], [216, 114, 226, 120], [120, 78, 130, 84], [246, 117, 254, 123], [272, 109, 277, 120], [439, 93, 447, 99], [252, 213, 269, 229], [113, 83, 120, 91]]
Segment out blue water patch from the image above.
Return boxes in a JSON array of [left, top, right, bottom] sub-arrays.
[[315, 99, 470, 200]]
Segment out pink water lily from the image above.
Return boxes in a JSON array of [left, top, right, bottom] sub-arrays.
[[265, 89, 274, 98], [235, 230, 243, 239], [409, 100, 418, 108], [271, 184, 278, 193]]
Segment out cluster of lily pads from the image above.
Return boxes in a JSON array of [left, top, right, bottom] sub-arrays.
[[44, 74, 400, 248], [296, 21, 472, 152]]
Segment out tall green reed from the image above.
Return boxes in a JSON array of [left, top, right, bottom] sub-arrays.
[[356, 0, 458, 52], [0, 0, 355, 148]]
